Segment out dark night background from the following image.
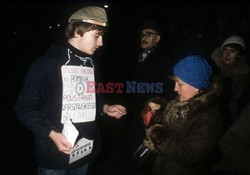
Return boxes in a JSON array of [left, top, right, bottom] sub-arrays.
[[1, 0, 250, 174]]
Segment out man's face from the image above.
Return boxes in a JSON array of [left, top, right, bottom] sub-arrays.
[[140, 29, 160, 50], [75, 30, 104, 55]]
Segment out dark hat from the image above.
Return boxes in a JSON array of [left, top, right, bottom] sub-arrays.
[[68, 6, 108, 27], [139, 20, 161, 34], [173, 55, 212, 90]]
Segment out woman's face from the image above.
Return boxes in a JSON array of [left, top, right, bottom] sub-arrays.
[[222, 46, 241, 64], [174, 77, 198, 101]]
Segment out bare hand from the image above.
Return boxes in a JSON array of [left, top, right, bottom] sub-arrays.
[[49, 130, 72, 155], [148, 102, 161, 112], [103, 104, 127, 119]]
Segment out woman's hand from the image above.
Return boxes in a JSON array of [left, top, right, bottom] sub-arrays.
[[144, 124, 168, 151]]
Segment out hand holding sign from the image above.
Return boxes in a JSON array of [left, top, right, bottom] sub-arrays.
[[49, 130, 72, 155]]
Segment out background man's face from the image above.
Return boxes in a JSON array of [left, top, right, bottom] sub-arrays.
[[140, 29, 160, 50]]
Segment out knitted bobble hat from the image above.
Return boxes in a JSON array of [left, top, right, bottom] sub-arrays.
[[173, 55, 212, 90]]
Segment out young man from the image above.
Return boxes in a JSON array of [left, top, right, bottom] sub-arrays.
[[15, 6, 126, 175]]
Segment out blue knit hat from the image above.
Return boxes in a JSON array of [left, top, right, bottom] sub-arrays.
[[173, 55, 212, 90]]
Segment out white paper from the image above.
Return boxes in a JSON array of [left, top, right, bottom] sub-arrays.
[[69, 137, 93, 164], [61, 65, 96, 123], [62, 120, 79, 147]]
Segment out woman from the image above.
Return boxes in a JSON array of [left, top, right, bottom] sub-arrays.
[[211, 35, 250, 124], [144, 55, 224, 175]]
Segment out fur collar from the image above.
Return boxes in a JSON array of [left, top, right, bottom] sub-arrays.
[[211, 47, 249, 78], [162, 78, 221, 129]]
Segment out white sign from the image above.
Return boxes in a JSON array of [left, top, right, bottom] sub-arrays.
[[61, 66, 96, 123], [69, 137, 93, 164]]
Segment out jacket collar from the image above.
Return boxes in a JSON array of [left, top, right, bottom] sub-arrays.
[[65, 41, 90, 58]]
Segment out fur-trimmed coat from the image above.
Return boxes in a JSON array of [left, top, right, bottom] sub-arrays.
[[211, 48, 250, 122], [144, 80, 224, 175], [211, 47, 250, 102]]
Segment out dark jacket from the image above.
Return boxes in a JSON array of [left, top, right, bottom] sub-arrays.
[[130, 47, 175, 110], [144, 80, 224, 175], [219, 102, 250, 174], [120, 47, 174, 159], [15, 42, 103, 169]]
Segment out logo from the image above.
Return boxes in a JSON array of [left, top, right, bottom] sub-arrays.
[[86, 81, 163, 94]]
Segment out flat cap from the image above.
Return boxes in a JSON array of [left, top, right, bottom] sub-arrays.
[[68, 6, 108, 27]]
